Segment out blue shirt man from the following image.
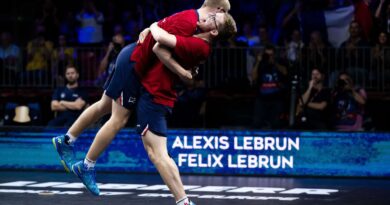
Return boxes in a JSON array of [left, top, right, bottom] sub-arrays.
[[48, 66, 87, 127]]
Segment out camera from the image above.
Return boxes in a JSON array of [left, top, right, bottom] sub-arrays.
[[337, 79, 347, 89], [113, 42, 123, 53], [262, 53, 270, 62]]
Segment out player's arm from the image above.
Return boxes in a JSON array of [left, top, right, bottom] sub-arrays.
[[153, 43, 192, 81], [150, 22, 177, 48], [150, 22, 192, 81]]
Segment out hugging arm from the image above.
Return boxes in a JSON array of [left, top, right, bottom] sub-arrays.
[[150, 22, 193, 81]]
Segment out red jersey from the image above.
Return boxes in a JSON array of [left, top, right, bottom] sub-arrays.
[[130, 9, 201, 107], [142, 36, 210, 107]]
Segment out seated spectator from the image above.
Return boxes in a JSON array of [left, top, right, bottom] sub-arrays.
[[252, 44, 288, 129], [331, 72, 367, 131], [25, 25, 54, 85], [0, 32, 21, 85], [48, 66, 87, 127], [52, 35, 76, 86], [296, 68, 331, 130]]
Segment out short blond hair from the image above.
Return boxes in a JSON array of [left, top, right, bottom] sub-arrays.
[[202, 0, 231, 12], [216, 13, 237, 41]]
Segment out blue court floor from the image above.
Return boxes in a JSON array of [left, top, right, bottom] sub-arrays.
[[0, 171, 389, 205]]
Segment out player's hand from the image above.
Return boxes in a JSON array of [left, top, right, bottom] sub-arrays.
[[137, 28, 150, 44], [181, 70, 193, 81]]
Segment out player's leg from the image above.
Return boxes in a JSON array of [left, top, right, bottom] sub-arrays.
[[52, 91, 113, 172], [72, 43, 139, 195], [71, 99, 132, 196], [137, 92, 193, 204], [85, 100, 131, 161], [84, 42, 138, 161], [142, 130, 187, 202], [67, 94, 112, 139], [51, 113, 81, 172]]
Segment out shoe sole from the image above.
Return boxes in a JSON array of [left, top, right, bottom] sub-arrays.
[[52, 138, 70, 173]]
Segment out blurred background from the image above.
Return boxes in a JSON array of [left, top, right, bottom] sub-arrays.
[[1, 0, 389, 131]]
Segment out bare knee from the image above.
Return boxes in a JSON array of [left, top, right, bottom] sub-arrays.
[[108, 115, 128, 130]]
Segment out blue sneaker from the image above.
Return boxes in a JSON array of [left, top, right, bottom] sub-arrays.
[[52, 135, 75, 172], [72, 161, 100, 196]]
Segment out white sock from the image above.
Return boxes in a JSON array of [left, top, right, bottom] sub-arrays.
[[66, 133, 77, 145], [176, 196, 189, 205], [84, 158, 96, 170]]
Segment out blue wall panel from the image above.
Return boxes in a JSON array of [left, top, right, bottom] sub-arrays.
[[0, 128, 389, 177]]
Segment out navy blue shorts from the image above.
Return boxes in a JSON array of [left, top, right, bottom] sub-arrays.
[[105, 43, 141, 110], [136, 89, 172, 137]]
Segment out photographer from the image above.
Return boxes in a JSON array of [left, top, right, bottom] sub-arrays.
[[252, 44, 288, 129], [297, 68, 330, 130], [96, 34, 125, 87], [331, 72, 367, 131]]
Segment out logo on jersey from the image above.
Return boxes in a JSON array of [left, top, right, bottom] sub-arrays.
[[128, 97, 137, 104]]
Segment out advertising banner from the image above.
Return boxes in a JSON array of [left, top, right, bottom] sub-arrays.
[[0, 128, 389, 177]]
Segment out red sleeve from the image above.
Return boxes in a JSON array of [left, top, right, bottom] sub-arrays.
[[174, 35, 210, 66], [157, 10, 198, 37]]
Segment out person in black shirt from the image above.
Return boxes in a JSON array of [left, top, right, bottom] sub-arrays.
[[331, 72, 367, 131], [48, 66, 87, 127], [297, 68, 330, 130], [252, 44, 288, 129]]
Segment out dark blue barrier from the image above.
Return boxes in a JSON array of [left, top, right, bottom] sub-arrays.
[[0, 127, 389, 177]]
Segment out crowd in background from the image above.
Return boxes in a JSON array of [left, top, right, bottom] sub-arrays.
[[0, 0, 389, 131]]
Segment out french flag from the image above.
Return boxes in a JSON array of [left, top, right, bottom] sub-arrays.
[[299, 4, 355, 47]]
